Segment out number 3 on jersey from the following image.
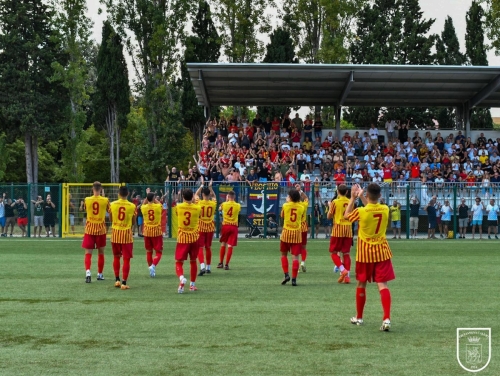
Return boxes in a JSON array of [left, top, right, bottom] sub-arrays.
[[183, 211, 191, 226]]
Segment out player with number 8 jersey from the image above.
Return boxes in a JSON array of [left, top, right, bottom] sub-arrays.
[[280, 189, 305, 286], [218, 191, 241, 270], [195, 183, 217, 276], [81, 181, 110, 283], [141, 191, 163, 278], [110, 186, 137, 289]]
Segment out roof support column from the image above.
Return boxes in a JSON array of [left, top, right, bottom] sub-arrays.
[[204, 106, 211, 120], [455, 106, 462, 130], [335, 105, 341, 139], [464, 102, 471, 138]]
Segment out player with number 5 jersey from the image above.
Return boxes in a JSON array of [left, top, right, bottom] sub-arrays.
[[218, 191, 241, 270], [174, 189, 201, 293], [344, 183, 395, 332], [194, 182, 217, 276], [110, 186, 137, 290], [81, 181, 110, 283], [141, 190, 163, 278], [280, 188, 305, 286]]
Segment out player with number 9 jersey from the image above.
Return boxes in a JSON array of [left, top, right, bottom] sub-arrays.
[[141, 193, 164, 277], [218, 191, 241, 270]]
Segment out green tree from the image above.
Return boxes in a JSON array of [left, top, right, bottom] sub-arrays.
[[484, 0, 500, 55], [92, 21, 131, 183], [51, 0, 95, 182], [0, 0, 68, 184], [180, 0, 221, 147], [466, 1, 493, 129]]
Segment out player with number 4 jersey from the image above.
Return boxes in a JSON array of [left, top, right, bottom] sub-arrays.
[[174, 189, 201, 293], [81, 181, 110, 283], [110, 186, 137, 289], [218, 191, 241, 270], [141, 190, 163, 278], [195, 182, 217, 276], [280, 189, 305, 286], [328, 184, 353, 284], [345, 183, 395, 332]]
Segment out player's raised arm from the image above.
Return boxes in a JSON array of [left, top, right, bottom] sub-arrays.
[[327, 201, 334, 220]]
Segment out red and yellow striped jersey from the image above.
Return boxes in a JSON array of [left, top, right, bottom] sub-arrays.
[[220, 201, 240, 226], [346, 203, 392, 263], [300, 200, 308, 232], [329, 196, 353, 238], [141, 202, 163, 237], [280, 202, 305, 243], [110, 199, 136, 244], [83, 196, 110, 235], [198, 199, 217, 233], [176, 202, 201, 243]]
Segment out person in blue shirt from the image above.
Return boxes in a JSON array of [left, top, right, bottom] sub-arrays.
[[486, 199, 499, 239], [440, 200, 453, 238]]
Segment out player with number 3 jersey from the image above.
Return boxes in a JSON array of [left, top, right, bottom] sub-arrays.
[[141, 191, 163, 278], [218, 191, 241, 270], [195, 182, 217, 276], [280, 189, 305, 286], [345, 183, 395, 331], [81, 181, 110, 283], [110, 186, 137, 290]]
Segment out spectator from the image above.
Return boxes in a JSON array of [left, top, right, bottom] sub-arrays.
[[425, 198, 438, 239], [486, 198, 499, 239], [440, 200, 453, 238], [31, 195, 44, 238], [43, 195, 57, 237], [390, 200, 402, 239], [12, 197, 28, 237], [0, 193, 5, 236], [409, 197, 420, 239], [470, 197, 485, 239], [369, 123, 379, 146], [313, 116, 323, 140], [458, 199, 469, 239]]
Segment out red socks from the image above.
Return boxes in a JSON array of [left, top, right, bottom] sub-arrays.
[[344, 254, 351, 271], [97, 254, 104, 273], [226, 246, 233, 265], [379, 288, 391, 320], [292, 259, 299, 278], [301, 248, 307, 261], [123, 258, 130, 281], [356, 288, 366, 319], [206, 247, 212, 265], [281, 256, 289, 274], [190, 260, 197, 283], [113, 256, 121, 278], [153, 251, 162, 266], [198, 248, 205, 264], [331, 253, 342, 267], [146, 252, 153, 266], [219, 246, 226, 263], [175, 261, 184, 278], [84, 253, 91, 270]]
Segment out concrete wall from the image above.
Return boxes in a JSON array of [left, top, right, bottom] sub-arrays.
[[325, 129, 500, 142]]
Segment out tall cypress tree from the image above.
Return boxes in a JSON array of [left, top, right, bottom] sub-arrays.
[[257, 27, 298, 120], [92, 21, 131, 183], [466, 1, 493, 129], [180, 0, 221, 141]]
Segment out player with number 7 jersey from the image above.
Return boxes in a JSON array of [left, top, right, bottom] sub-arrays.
[[141, 192, 164, 278], [81, 182, 110, 283]]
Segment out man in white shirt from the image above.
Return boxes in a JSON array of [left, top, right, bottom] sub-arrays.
[[385, 119, 395, 141], [369, 124, 379, 146], [470, 197, 485, 239], [352, 169, 363, 183], [228, 131, 238, 145], [280, 128, 290, 143], [486, 199, 499, 239]]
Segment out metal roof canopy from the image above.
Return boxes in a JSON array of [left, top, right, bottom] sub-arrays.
[[187, 63, 500, 135]]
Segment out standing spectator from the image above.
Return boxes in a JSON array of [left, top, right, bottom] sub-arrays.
[[440, 200, 453, 238], [369, 123, 379, 146], [31, 195, 44, 238], [4, 194, 15, 237], [292, 113, 303, 134], [12, 197, 28, 237], [385, 119, 395, 142], [486, 199, 499, 239], [313, 116, 323, 140], [397, 120, 409, 143], [425, 198, 438, 239], [470, 197, 485, 240], [303, 116, 313, 141], [43, 195, 57, 237], [458, 199, 469, 239], [0, 193, 5, 236], [313, 203, 322, 238], [262, 116, 271, 135], [409, 197, 420, 239], [390, 201, 401, 239], [69, 194, 76, 235]]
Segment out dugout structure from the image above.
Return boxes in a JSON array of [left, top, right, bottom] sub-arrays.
[[61, 183, 122, 238]]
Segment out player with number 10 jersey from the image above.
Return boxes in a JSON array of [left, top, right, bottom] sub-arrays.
[[195, 184, 217, 276], [141, 192, 163, 277]]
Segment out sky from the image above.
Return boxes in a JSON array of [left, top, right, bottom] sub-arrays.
[[86, 0, 500, 116]]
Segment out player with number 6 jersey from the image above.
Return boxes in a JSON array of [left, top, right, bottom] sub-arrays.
[[280, 188, 305, 286], [195, 183, 217, 276], [344, 183, 395, 332], [174, 189, 201, 293], [328, 184, 353, 284], [109, 186, 137, 289], [81, 181, 110, 283], [141, 191, 163, 278], [218, 191, 241, 270]]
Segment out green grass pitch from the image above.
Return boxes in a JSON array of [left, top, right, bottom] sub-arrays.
[[0, 239, 499, 375]]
